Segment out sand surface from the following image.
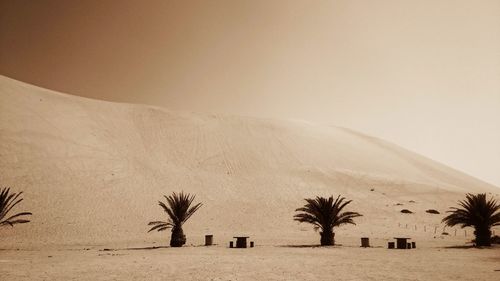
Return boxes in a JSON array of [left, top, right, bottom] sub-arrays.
[[1, 75, 499, 280], [1, 239, 499, 281]]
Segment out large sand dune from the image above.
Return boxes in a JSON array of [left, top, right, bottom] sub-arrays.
[[0, 75, 498, 249]]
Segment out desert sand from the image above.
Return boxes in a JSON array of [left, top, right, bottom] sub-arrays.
[[0, 75, 499, 280]]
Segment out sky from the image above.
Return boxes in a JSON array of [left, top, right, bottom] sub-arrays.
[[1, 0, 499, 187]]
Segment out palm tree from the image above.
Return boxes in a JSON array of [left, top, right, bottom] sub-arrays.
[[294, 195, 362, 246], [148, 192, 202, 247], [442, 193, 500, 247], [0, 187, 32, 228]]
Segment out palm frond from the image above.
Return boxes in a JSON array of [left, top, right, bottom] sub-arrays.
[[1, 212, 32, 223], [0, 187, 32, 228], [0, 219, 31, 227], [148, 222, 171, 232], [333, 211, 363, 227], [184, 202, 203, 223], [148, 220, 168, 226]]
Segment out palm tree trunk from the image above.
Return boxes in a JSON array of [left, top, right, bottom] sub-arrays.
[[170, 226, 187, 247], [320, 230, 335, 246], [474, 226, 491, 247]]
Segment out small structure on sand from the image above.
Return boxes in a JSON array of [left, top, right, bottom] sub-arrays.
[[393, 237, 412, 249], [229, 236, 254, 248], [361, 237, 370, 247], [205, 235, 213, 246]]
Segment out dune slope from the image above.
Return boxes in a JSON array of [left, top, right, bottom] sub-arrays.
[[0, 75, 498, 248]]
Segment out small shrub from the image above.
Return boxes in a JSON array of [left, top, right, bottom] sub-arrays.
[[409, 200, 416, 203], [426, 209, 440, 214], [400, 209, 413, 214]]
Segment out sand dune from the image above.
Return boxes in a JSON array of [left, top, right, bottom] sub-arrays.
[[0, 75, 498, 249]]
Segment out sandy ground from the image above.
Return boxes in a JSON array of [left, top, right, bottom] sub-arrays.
[[1, 237, 499, 281]]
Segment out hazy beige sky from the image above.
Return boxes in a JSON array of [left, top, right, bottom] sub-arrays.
[[1, 0, 499, 187]]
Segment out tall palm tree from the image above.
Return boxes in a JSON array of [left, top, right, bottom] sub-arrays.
[[442, 193, 500, 247], [148, 192, 202, 247], [0, 187, 32, 228], [294, 195, 362, 246]]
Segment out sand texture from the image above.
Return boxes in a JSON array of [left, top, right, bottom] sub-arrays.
[[0, 75, 499, 280]]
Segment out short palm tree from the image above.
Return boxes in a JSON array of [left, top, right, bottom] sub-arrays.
[[442, 193, 500, 247], [294, 195, 362, 246], [0, 187, 32, 228], [148, 192, 202, 247]]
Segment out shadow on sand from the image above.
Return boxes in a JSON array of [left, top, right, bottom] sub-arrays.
[[442, 245, 477, 249], [277, 244, 342, 248], [99, 244, 217, 252], [100, 245, 170, 252]]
